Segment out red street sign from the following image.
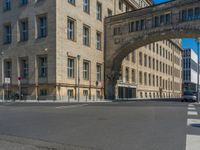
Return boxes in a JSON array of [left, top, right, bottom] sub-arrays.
[[18, 77, 22, 81]]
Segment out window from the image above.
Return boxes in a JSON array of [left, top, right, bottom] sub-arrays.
[[129, 22, 134, 32], [40, 89, 47, 96], [67, 89, 74, 98], [68, 0, 75, 5], [38, 56, 47, 78], [4, 61, 12, 78], [20, 19, 28, 41], [144, 72, 147, 85], [20, 59, 29, 79], [139, 71, 143, 84], [37, 15, 47, 38], [20, 0, 28, 6], [144, 54, 147, 67], [119, 0, 123, 11], [153, 75, 155, 86], [3, 24, 12, 44], [96, 31, 102, 50], [149, 74, 151, 86], [139, 52, 143, 66], [148, 56, 151, 68], [125, 67, 129, 82], [67, 58, 75, 78], [83, 25, 90, 46], [83, 0, 90, 13], [132, 69, 135, 83], [67, 17, 75, 41], [108, 9, 112, 17], [4, 0, 11, 11], [132, 51, 136, 63], [83, 90, 88, 97], [153, 58, 155, 70], [96, 2, 102, 21], [96, 64, 101, 81], [83, 61, 90, 80]]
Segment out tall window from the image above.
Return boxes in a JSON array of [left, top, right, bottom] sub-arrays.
[[20, 19, 28, 41], [125, 67, 129, 82], [38, 56, 47, 78], [148, 56, 151, 68], [68, 0, 75, 5], [4, 24, 12, 44], [96, 64, 101, 81], [83, 0, 90, 13], [149, 74, 151, 86], [83, 25, 90, 46], [144, 54, 147, 67], [108, 9, 112, 17], [132, 51, 136, 63], [21, 59, 29, 79], [4, 61, 12, 78], [96, 2, 102, 21], [139, 52, 143, 66], [139, 71, 143, 84], [144, 72, 147, 85], [119, 0, 123, 11], [38, 15, 47, 38], [131, 69, 135, 83], [4, 0, 11, 11], [20, 0, 28, 5], [67, 18, 75, 41], [96, 31, 101, 50], [83, 61, 89, 80], [67, 58, 75, 78]]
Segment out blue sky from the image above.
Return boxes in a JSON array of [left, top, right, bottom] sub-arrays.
[[153, 0, 198, 52]]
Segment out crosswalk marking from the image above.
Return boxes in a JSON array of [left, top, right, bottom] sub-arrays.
[[186, 135, 200, 150], [188, 107, 196, 111], [187, 119, 200, 126], [188, 111, 198, 116]]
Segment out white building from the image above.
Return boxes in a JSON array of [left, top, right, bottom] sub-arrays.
[[183, 48, 199, 92]]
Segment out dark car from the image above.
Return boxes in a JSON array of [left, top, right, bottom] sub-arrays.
[[182, 91, 197, 102]]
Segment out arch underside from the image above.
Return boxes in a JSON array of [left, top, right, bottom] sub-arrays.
[[111, 22, 200, 73]]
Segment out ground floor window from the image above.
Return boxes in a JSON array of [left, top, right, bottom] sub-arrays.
[[40, 89, 47, 96], [83, 90, 88, 97], [67, 89, 74, 98]]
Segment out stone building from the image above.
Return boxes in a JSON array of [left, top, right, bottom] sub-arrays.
[[0, 0, 182, 100]]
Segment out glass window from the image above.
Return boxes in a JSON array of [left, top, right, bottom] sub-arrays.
[[67, 58, 75, 78], [38, 56, 47, 78], [132, 69, 135, 83], [125, 67, 129, 82], [83, 25, 90, 46], [4, 24, 12, 44], [108, 9, 112, 17], [67, 18, 75, 41], [20, 19, 28, 41], [83, 61, 89, 80], [83, 0, 90, 13], [20, 0, 28, 5], [21, 59, 29, 79], [4, 0, 11, 11], [96, 64, 101, 81], [38, 15, 47, 38], [67, 89, 74, 98], [96, 31, 101, 50], [68, 0, 75, 5], [96, 2, 102, 21], [4, 61, 12, 78]]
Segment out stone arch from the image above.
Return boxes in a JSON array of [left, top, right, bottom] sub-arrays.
[[105, 24, 200, 100]]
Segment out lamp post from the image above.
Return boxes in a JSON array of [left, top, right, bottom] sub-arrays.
[[77, 55, 80, 102], [0, 51, 4, 102], [196, 38, 200, 103]]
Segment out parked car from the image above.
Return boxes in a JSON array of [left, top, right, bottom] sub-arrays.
[[182, 91, 197, 102]]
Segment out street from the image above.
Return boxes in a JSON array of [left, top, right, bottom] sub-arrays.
[[0, 101, 199, 150]]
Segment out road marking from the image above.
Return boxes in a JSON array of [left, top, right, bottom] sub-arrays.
[[187, 119, 200, 127], [188, 104, 195, 107], [56, 104, 88, 109], [186, 135, 200, 150], [188, 111, 198, 116], [188, 107, 196, 111]]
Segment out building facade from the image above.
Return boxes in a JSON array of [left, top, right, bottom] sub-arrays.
[[0, 0, 182, 100], [182, 48, 198, 93]]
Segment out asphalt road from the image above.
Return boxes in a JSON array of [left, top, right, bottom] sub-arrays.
[[0, 101, 199, 150]]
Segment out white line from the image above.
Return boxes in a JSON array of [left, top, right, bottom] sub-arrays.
[[56, 104, 88, 109], [187, 119, 200, 126], [186, 134, 200, 150], [188, 107, 196, 111], [188, 111, 198, 116], [188, 104, 195, 107]]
